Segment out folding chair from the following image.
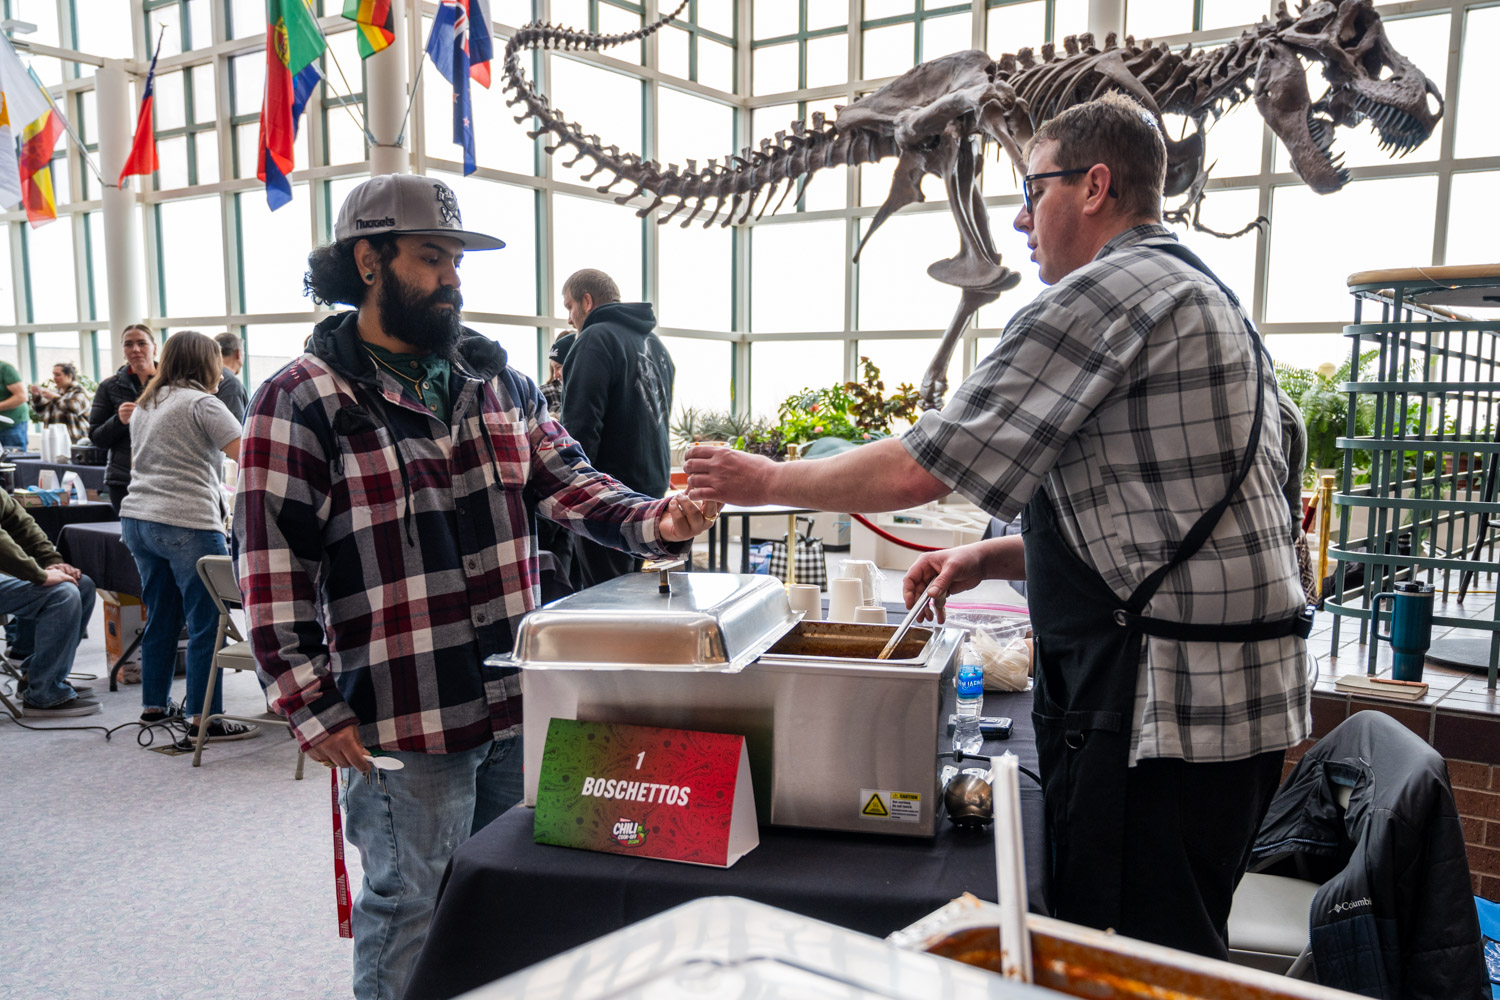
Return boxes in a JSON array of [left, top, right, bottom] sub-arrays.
[[192, 555, 304, 779]]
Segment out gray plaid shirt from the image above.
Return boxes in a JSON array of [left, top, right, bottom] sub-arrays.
[[903, 224, 1309, 764]]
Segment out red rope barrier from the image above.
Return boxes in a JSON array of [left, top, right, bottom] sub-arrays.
[[849, 512, 945, 552]]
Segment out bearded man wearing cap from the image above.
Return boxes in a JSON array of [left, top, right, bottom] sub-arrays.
[[233, 173, 717, 1000]]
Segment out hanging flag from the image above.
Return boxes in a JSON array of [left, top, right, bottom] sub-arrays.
[[257, 0, 324, 210], [0, 34, 69, 227], [342, 0, 394, 59], [118, 35, 164, 187], [0, 95, 21, 210], [468, 0, 494, 89], [426, 0, 476, 174]]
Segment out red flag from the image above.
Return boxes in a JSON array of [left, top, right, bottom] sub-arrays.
[[118, 38, 162, 186]]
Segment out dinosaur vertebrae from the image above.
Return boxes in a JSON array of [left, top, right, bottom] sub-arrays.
[[501, 4, 895, 228], [499, 1, 1288, 229]]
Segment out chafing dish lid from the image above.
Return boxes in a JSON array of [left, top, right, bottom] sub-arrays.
[[490, 572, 801, 673]]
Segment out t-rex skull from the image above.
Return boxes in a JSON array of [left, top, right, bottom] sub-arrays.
[[1257, 0, 1442, 193]]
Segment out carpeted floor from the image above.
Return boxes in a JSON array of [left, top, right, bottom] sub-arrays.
[[0, 601, 358, 1000]]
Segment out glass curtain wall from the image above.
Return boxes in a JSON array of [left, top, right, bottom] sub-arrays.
[[0, 1, 1491, 425]]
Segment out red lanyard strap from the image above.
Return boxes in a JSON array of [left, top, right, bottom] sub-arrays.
[[331, 768, 353, 939]]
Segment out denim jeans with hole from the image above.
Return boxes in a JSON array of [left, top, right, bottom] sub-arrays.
[[120, 518, 227, 716], [340, 736, 523, 1000], [0, 572, 95, 707]]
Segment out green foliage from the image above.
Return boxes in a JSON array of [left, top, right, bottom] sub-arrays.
[[1277, 351, 1380, 485], [672, 358, 919, 461], [36, 373, 100, 394], [844, 356, 921, 435], [669, 406, 772, 449]]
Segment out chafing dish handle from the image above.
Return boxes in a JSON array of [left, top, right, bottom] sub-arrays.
[[642, 558, 688, 592]]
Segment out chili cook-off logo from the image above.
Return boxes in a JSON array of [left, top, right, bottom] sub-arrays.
[[611, 818, 647, 848]]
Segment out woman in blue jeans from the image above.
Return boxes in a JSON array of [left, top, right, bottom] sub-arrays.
[[120, 331, 259, 747]]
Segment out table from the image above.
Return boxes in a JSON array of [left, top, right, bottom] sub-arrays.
[[10, 459, 107, 493], [705, 503, 820, 573], [59, 522, 140, 595], [59, 523, 143, 691], [25, 500, 117, 543], [403, 687, 1045, 1000]]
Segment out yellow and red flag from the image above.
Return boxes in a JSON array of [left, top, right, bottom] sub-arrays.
[[0, 33, 69, 227], [0, 95, 22, 211], [342, 0, 394, 58]]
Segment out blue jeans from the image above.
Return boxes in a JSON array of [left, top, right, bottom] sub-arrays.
[[0, 421, 28, 451], [341, 736, 523, 1000], [120, 518, 227, 717], [0, 572, 95, 707]]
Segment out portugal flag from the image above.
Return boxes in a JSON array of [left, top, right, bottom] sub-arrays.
[[256, 0, 324, 210]]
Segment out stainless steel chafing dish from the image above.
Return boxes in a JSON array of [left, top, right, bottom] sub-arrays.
[[489, 572, 963, 837]]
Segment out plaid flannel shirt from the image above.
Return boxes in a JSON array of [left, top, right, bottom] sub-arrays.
[[904, 225, 1309, 764], [235, 314, 683, 754], [34, 383, 91, 442]]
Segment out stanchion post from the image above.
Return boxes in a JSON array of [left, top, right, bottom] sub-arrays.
[[1317, 474, 1335, 607]]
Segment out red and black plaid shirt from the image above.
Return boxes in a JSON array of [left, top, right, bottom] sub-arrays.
[[235, 314, 682, 754]]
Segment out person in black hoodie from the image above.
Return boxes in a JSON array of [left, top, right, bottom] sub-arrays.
[[560, 269, 676, 589], [88, 323, 158, 514]]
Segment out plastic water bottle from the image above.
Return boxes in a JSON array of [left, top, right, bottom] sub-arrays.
[[953, 654, 984, 755]]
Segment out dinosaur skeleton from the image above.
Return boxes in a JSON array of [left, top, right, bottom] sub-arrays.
[[501, 0, 1442, 408]]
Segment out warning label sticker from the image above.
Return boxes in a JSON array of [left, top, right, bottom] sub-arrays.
[[858, 788, 921, 822]]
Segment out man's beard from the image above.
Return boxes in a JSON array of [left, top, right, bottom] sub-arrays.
[[376, 263, 464, 356]]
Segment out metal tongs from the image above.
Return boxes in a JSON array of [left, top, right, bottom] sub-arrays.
[[877, 590, 934, 660]]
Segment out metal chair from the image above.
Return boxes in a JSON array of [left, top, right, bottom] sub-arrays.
[[192, 554, 304, 779]]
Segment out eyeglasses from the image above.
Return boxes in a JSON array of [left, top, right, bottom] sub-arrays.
[[1021, 167, 1118, 214]]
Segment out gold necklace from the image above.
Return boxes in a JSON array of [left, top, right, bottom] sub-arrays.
[[365, 346, 427, 388]]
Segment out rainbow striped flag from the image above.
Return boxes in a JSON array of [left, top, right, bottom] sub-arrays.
[[342, 0, 394, 58]]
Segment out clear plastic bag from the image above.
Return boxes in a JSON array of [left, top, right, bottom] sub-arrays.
[[952, 618, 1032, 692]]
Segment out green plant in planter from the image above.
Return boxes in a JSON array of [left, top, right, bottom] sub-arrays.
[[673, 359, 921, 460], [669, 406, 771, 449], [1277, 351, 1379, 486], [749, 357, 920, 458]]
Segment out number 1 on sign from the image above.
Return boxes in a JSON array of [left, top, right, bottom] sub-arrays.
[[636, 751, 645, 770]]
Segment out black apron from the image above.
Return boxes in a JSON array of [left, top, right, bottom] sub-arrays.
[[1022, 241, 1312, 931]]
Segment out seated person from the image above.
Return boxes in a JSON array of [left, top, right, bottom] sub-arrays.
[[0, 488, 98, 716]]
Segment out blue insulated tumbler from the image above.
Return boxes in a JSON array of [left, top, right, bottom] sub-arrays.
[[1372, 581, 1435, 682]]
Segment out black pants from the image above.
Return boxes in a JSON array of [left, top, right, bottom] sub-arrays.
[[569, 536, 639, 592], [1115, 750, 1286, 959], [106, 483, 128, 515]]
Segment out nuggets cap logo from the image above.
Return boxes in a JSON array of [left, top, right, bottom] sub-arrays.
[[433, 182, 461, 227]]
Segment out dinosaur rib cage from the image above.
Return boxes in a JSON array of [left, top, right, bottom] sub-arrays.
[[499, 2, 1289, 229]]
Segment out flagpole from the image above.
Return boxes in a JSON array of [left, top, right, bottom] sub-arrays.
[[302, 9, 376, 146], [0, 32, 106, 186], [117, 26, 166, 191]]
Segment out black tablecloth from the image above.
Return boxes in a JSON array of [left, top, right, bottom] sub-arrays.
[[10, 459, 107, 492], [26, 500, 117, 543], [58, 522, 140, 595], [404, 688, 1044, 1000]]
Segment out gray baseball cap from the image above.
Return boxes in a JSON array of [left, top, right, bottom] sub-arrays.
[[334, 173, 505, 250]]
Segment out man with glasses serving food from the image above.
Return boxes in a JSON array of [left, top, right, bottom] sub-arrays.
[[684, 92, 1310, 958]]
